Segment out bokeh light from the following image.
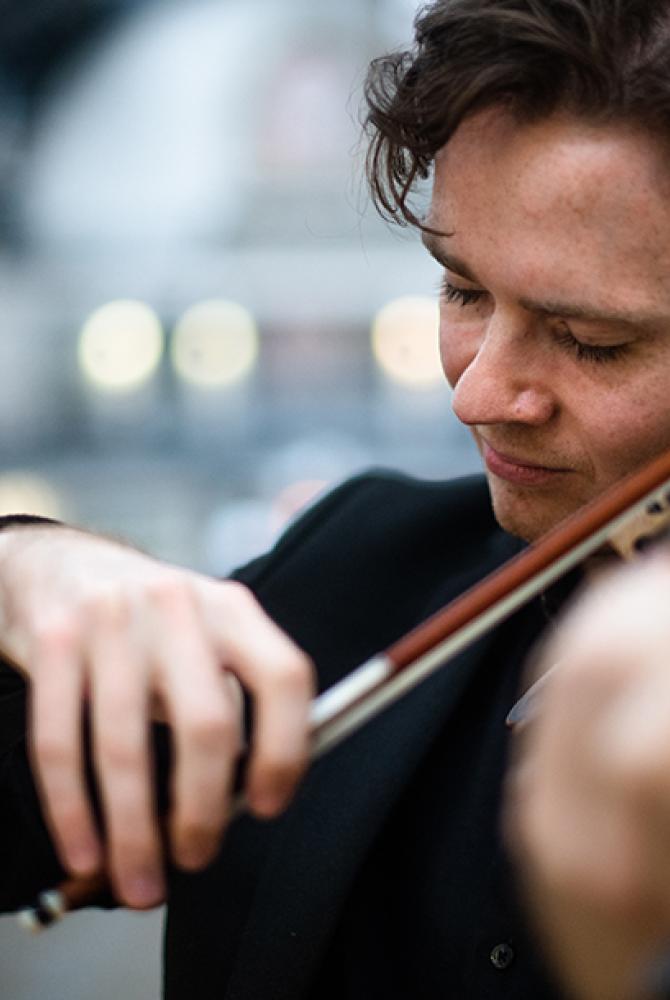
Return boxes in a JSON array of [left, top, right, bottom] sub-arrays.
[[78, 300, 164, 393], [171, 299, 259, 388], [371, 295, 443, 389]]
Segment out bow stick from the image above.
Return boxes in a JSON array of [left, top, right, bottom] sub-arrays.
[[309, 446, 670, 755], [17, 447, 670, 929]]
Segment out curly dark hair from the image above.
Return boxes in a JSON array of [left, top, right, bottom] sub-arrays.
[[364, 0, 670, 229]]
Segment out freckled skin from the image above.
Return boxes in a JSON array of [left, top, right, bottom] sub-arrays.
[[432, 110, 670, 541]]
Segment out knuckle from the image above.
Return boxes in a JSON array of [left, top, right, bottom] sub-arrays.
[[266, 653, 314, 695], [97, 733, 142, 772], [219, 580, 264, 622], [221, 580, 256, 609], [33, 729, 71, 767], [84, 589, 130, 627], [110, 829, 155, 863], [185, 707, 238, 753], [144, 573, 193, 611], [98, 690, 139, 721], [32, 616, 81, 657]]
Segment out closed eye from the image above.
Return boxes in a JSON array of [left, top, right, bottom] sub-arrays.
[[440, 278, 486, 308], [440, 277, 632, 365], [552, 326, 631, 365]]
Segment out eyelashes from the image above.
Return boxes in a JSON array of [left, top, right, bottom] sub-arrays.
[[440, 278, 485, 308], [551, 328, 630, 365], [439, 278, 630, 365]]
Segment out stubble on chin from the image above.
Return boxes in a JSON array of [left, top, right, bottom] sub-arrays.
[[486, 478, 575, 543]]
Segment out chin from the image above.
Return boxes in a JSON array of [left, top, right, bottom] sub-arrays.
[[491, 505, 547, 542], [487, 480, 575, 543]]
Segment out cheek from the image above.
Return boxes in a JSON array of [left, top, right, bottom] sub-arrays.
[[607, 405, 670, 463], [573, 384, 670, 480], [439, 314, 478, 388]]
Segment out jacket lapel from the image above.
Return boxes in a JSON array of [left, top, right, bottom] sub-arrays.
[[226, 534, 521, 999]]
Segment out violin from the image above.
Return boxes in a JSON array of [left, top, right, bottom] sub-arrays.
[[16, 448, 670, 936]]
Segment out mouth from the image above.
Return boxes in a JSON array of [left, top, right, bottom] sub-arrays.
[[480, 439, 571, 486]]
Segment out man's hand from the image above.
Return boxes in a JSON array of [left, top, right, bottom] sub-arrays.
[[0, 525, 314, 909], [507, 552, 670, 1000], [507, 553, 670, 1000]]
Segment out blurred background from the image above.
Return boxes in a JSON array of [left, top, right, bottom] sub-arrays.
[[0, 1, 479, 996]]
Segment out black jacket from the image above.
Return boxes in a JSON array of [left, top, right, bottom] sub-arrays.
[[0, 471, 567, 998]]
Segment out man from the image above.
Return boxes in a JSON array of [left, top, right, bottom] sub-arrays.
[[2, 1, 670, 996]]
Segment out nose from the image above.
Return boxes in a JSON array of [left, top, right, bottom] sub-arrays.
[[450, 310, 558, 428]]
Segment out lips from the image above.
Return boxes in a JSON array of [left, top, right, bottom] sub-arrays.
[[484, 443, 555, 470], [480, 439, 570, 486]]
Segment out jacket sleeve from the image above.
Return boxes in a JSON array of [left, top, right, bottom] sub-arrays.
[[0, 515, 69, 911], [0, 663, 66, 912]]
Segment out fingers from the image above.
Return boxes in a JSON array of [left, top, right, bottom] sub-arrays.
[[25, 556, 314, 905], [147, 581, 243, 872], [207, 582, 315, 818], [506, 560, 670, 1000], [87, 598, 163, 909], [28, 617, 102, 878], [507, 658, 670, 1000]]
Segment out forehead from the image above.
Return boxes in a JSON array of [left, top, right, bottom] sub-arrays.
[[430, 110, 670, 304]]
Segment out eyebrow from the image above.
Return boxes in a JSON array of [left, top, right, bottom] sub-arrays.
[[421, 231, 666, 331], [422, 232, 477, 282]]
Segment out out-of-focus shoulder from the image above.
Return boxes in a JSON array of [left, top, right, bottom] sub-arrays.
[[233, 470, 495, 590]]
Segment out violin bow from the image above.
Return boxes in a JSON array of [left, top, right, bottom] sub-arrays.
[[18, 448, 670, 930], [309, 447, 670, 756]]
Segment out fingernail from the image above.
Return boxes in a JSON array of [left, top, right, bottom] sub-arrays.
[[123, 874, 165, 909]]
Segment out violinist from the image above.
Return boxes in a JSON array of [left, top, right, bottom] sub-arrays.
[[2, 1, 670, 997]]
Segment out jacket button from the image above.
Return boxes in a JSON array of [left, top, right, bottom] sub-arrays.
[[490, 943, 515, 970]]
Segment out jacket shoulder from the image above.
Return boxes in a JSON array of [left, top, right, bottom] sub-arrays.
[[235, 470, 495, 591], [234, 470, 513, 690]]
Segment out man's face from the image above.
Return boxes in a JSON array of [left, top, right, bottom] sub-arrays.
[[428, 109, 670, 541]]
